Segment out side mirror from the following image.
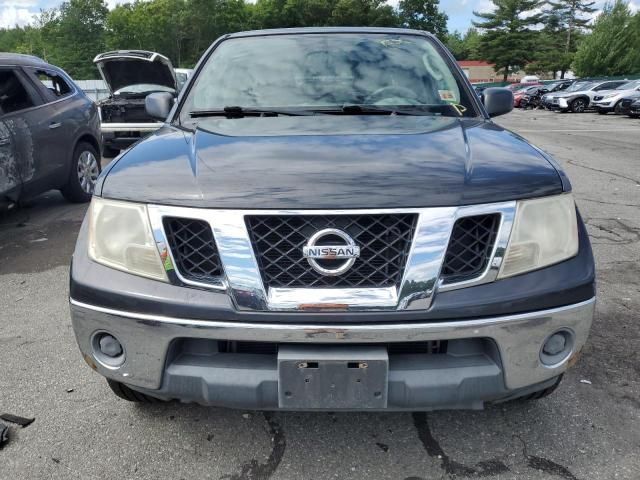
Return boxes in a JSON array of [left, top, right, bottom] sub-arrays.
[[482, 87, 514, 117], [145, 92, 174, 121]]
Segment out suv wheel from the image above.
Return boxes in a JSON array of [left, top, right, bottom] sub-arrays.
[[570, 98, 586, 113], [106, 379, 164, 403], [61, 142, 101, 203], [614, 101, 624, 115]]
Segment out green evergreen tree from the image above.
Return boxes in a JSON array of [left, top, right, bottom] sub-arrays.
[[473, 0, 544, 82], [547, 0, 596, 77], [398, 0, 448, 40], [573, 0, 640, 76]]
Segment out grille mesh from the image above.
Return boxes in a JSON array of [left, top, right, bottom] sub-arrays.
[[441, 214, 500, 283], [163, 217, 223, 283], [246, 214, 417, 288]]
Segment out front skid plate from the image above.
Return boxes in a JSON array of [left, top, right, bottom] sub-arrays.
[[278, 346, 388, 409]]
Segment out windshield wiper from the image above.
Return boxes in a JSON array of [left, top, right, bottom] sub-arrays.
[[341, 104, 424, 115], [190, 106, 312, 118], [309, 104, 462, 116]]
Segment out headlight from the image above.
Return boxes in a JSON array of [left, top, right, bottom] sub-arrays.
[[88, 198, 168, 281], [603, 93, 616, 99], [498, 194, 578, 278]]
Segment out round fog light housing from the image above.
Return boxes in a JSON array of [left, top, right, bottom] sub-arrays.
[[540, 329, 574, 366], [91, 331, 126, 368]]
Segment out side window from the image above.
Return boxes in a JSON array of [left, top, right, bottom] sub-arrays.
[[0, 69, 37, 115], [28, 68, 73, 102], [595, 82, 621, 91]]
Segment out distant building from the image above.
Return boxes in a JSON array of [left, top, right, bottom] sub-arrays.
[[457, 60, 538, 84]]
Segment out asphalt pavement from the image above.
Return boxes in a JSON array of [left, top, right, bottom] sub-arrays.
[[0, 109, 638, 480]]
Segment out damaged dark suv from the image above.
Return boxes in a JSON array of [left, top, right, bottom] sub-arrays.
[[71, 28, 595, 411], [1, 53, 101, 207]]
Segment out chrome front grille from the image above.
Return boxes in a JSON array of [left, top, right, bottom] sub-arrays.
[[163, 217, 223, 284], [441, 214, 500, 283], [245, 214, 418, 288], [147, 202, 515, 312]]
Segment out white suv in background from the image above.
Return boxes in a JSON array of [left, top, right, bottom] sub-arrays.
[[592, 80, 640, 114]]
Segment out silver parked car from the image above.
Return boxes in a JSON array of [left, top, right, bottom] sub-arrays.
[[545, 80, 628, 113], [592, 79, 640, 114], [94, 50, 177, 157], [0, 53, 101, 208]]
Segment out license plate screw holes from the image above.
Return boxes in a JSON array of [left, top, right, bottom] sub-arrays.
[[348, 362, 368, 369], [297, 362, 319, 369]]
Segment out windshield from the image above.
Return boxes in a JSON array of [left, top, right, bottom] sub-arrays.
[[180, 33, 475, 120], [566, 81, 592, 92], [617, 80, 640, 90], [115, 84, 175, 95]]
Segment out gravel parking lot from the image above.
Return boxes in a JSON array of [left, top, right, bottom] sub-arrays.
[[0, 109, 638, 480]]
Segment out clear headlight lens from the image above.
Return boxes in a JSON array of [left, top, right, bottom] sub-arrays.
[[88, 198, 168, 281], [603, 93, 616, 99], [498, 194, 578, 279]]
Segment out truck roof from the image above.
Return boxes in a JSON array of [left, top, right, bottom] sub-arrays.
[[224, 26, 435, 39]]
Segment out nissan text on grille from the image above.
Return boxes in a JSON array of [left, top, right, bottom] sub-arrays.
[[70, 28, 596, 410]]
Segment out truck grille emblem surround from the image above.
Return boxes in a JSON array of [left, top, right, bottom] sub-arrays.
[[302, 228, 361, 276]]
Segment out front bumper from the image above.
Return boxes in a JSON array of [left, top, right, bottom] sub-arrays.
[[101, 123, 163, 149], [70, 297, 595, 410], [593, 101, 615, 111]]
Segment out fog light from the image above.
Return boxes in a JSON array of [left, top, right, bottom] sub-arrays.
[[540, 330, 574, 366], [543, 333, 566, 356], [91, 331, 125, 368], [99, 334, 123, 357]]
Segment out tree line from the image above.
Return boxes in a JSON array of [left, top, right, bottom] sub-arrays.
[[0, 0, 638, 80]]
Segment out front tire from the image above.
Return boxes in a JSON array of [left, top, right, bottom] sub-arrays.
[[614, 101, 624, 115], [570, 98, 587, 113], [515, 375, 563, 402], [106, 379, 163, 403], [61, 142, 101, 203]]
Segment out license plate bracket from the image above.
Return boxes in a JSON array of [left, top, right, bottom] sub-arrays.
[[278, 346, 388, 409]]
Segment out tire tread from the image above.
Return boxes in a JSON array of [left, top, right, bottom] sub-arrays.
[[106, 379, 162, 403]]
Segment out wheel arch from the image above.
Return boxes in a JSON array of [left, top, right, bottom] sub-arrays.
[[573, 95, 590, 104], [75, 133, 101, 159]]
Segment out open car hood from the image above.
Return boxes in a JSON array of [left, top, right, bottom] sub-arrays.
[[93, 50, 176, 94]]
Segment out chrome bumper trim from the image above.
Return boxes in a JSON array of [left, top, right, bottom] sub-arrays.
[[146, 202, 516, 312], [100, 122, 163, 133], [70, 297, 595, 391]]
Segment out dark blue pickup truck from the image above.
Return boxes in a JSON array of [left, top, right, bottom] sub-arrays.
[[70, 28, 595, 411]]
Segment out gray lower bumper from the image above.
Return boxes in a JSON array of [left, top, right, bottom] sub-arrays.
[[70, 298, 595, 410]]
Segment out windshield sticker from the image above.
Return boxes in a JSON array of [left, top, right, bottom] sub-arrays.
[[438, 90, 456, 102], [378, 38, 410, 47]]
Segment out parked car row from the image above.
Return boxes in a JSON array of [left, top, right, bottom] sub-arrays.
[[0, 48, 203, 208], [542, 79, 640, 117], [502, 78, 640, 118]]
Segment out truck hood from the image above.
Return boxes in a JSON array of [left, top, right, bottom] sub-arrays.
[[100, 115, 564, 209], [93, 50, 176, 94]]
